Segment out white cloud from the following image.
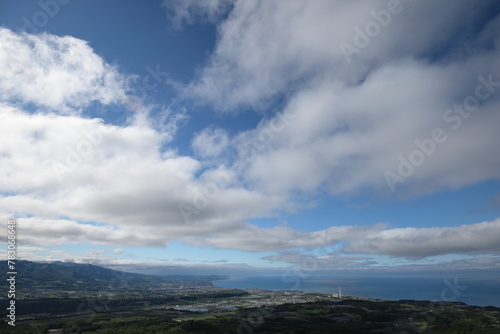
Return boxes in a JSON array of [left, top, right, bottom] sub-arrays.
[[177, 0, 500, 198], [18, 246, 45, 253], [236, 58, 500, 197], [184, 0, 494, 111], [182, 223, 388, 252], [0, 104, 286, 249], [262, 250, 376, 269], [0, 28, 127, 112], [2, 9, 500, 267], [163, 0, 233, 29], [0, 217, 161, 247], [192, 127, 229, 157], [343, 219, 500, 258]]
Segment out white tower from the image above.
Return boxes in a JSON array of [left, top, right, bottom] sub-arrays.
[[338, 286, 342, 299]]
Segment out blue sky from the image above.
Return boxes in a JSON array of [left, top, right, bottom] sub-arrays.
[[0, 0, 500, 278]]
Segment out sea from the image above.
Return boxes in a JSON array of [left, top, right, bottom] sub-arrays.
[[213, 275, 500, 307]]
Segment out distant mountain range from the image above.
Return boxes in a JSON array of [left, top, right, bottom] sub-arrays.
[[1, 260, 227, 293]]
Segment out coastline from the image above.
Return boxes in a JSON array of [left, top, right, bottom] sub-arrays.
[[213, 275, 500, 307]]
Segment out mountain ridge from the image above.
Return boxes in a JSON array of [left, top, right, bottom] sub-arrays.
[[0, 260, 227, 295]]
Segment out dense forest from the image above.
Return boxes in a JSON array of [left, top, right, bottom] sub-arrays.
[[1, 299, 499, 333]]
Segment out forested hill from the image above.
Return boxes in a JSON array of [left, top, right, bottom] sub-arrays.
[[0, 260, 227, 293]]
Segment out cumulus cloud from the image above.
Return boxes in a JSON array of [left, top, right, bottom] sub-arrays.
[[20, 249, 148, 266], [343, 219, 500, 258], [260, 221, 500, 264], [163, 0, 233, 29], [181, 223, 387, 252], [176, 0, 500, 199], [0, 28, 127, 112], [192, 127, 229, 158], [0, 217, 161, 247], [262, 250, 376, 269], [0, 104, 285, 249], [2, 3, 500, 269], [17, 246, 45, 253], [184, 0, 497, 111], [237, 60, 500, 197]]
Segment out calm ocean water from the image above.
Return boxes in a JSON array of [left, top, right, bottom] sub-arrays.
[[213, 275, 500, 307]]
